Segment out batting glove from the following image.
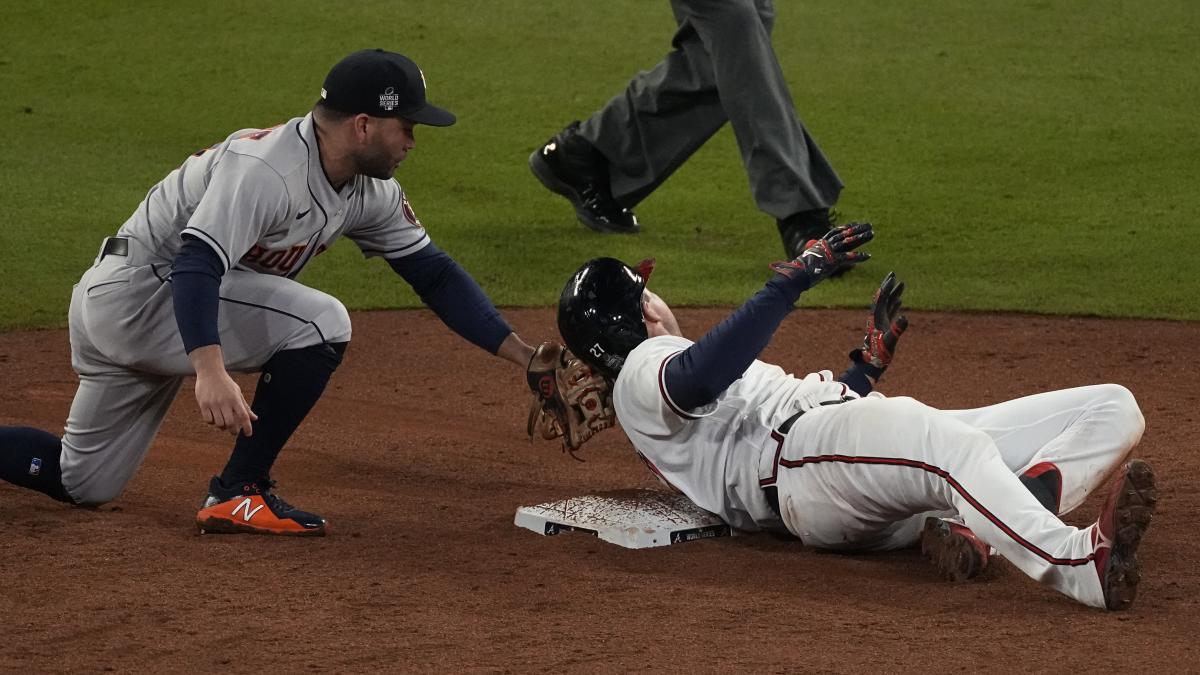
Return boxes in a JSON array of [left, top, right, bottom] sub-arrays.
[[851, 271, 909, 372], [770, 221, 873, 291]]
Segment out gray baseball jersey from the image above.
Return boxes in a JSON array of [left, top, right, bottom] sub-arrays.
[[62, 113, 427, 504]]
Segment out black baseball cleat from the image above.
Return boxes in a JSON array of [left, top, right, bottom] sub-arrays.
[[529, 121, 639, 234], [1092, 459, 1157, 610], [196, 476, 327, 536]]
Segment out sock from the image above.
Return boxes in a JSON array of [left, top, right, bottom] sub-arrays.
[[219, 342, 346, 486], [1020, 463, 1063, 515], [0, 426, 74, 502]]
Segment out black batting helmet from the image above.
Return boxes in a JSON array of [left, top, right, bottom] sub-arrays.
[[557, 257, 655, 378]]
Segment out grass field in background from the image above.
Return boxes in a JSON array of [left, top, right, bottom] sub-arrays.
[[1, 0, 1197, 329]]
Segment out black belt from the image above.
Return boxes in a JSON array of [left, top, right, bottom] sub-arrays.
[[764, 485, 782, 518], [100, 236, 129, 258], [776, 408, 805, 435], [763, 398, 853, 518]]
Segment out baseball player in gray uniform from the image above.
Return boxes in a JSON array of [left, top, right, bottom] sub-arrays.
[[0, 49, 540, 536], [554, 228, 1158, 610], [530, 0, 843, 258]]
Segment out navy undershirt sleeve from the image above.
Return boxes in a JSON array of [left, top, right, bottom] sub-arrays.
[[387, 243, 512, 354], [665, 274, 887, 409], [664, 276, 805, 411], [837, 361, 883, 397], [171, 235, 224, 354]]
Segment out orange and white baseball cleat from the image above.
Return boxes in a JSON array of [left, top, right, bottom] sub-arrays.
[[196, 476, 327, 537], [1092, 459, 1157, 611], [920, 517, 991, 582]]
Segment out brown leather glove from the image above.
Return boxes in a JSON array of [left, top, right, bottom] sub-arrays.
[[526, 342, 615, 458]]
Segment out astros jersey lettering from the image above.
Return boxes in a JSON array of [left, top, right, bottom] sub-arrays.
[[119, 113, 428, 274]]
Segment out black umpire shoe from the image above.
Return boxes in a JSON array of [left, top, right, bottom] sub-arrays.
[[777, 208, 838, 259], [529, 121, 639, 234]]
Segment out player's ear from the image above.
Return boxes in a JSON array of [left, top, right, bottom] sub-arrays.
[[352, 114, 371, 140], [641, 291, 663, 329]]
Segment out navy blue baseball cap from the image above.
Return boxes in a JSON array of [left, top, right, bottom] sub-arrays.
[[320, 49, 456, 126]]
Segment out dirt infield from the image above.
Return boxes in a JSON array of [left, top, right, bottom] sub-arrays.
[[1, 308, 1196, 673]]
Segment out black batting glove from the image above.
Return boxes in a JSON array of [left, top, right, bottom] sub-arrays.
[[769, 222, 874, 292], [850, 271, 909, 374]]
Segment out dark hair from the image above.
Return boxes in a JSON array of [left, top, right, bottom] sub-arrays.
[[312, 99, 356, 122]]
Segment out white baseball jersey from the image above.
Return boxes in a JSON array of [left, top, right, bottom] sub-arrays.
[[613, 335, 857, 531], [117, 113, 429, 273], [614, 334, 1147, 608]]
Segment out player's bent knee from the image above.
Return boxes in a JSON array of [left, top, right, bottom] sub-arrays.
[[68, 482, 124, 507], [1101, 384, 1146, 442], [288, 294, 352, 349], [314, 297, 352, 344]]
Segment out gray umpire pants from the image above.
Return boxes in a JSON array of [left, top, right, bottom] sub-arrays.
[[579, 0, 843, 219]]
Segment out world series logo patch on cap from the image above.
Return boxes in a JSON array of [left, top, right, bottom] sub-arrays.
[[380, 86, 399, 111], [29, 457, 42, 476]]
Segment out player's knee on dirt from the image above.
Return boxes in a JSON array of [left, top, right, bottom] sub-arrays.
[[70, 483, 122, 507]]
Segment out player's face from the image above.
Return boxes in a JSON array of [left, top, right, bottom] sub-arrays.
[[642, 289, 682, 338], [358, 116, 417, 179]]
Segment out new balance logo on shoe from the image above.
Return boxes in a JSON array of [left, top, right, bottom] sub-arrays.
[[232, 498, 265, 522], [196, 475, 327, 536]]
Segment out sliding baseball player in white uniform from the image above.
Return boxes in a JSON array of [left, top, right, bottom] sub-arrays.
[[555, 225, 1157, 610], [0, 50, 540, 535]]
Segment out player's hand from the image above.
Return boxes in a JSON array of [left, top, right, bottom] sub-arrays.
[[851, 271, 909, 373], [770, 221, 873, 290], [189, 345, 257, 436]]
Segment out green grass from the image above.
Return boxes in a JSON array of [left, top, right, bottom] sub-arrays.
[[1, 0, 1197, 329]]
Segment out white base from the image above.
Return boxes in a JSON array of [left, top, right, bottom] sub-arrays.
[[514, 488, 732, 549]]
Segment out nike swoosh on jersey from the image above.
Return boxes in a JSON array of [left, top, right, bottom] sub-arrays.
[[296, 208, 311, 219]]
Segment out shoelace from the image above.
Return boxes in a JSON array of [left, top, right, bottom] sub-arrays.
[[257, 480, 300, 515], [579, 183, 627, 219]]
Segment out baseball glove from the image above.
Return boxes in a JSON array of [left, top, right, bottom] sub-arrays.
[[526, 342, 615, 460]]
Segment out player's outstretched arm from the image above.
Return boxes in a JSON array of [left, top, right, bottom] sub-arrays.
[[496, 333, 536, 367], [665, 224, 876, 411], [387, 243, 516, 356]]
